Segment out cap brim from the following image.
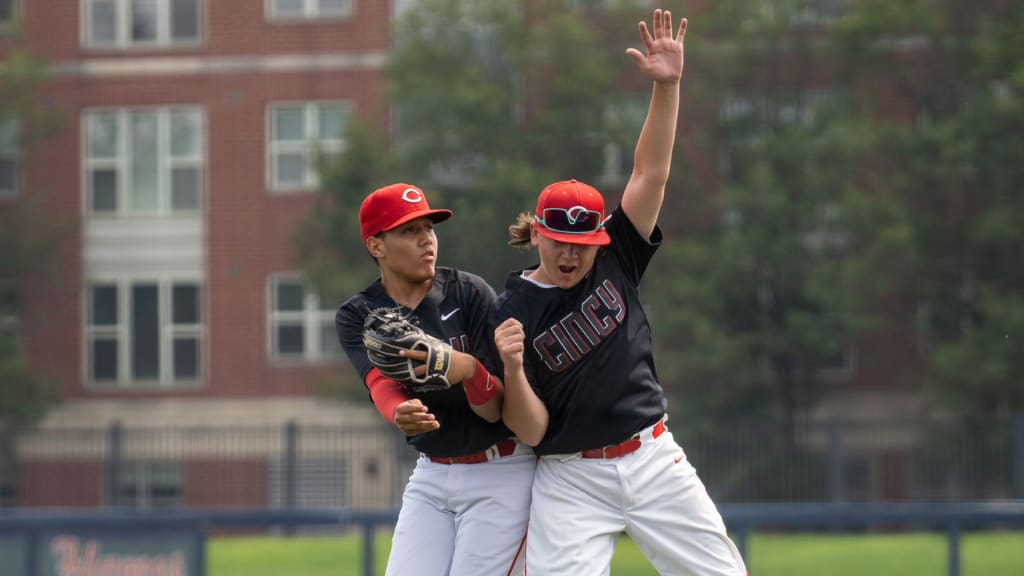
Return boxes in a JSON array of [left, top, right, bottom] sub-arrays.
[[535, 225, 611, 246], [382, 208, 453, 233]]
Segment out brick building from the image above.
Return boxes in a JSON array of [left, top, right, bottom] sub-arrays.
[[1, 0, 398, 510], [3, 0, 994, 508]]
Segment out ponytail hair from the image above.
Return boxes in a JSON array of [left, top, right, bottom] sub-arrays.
[[508, 212, 534, 250]]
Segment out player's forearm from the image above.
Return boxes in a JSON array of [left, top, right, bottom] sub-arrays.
[[466, 376, 503, 423], [501, 365, 548, 446], [366, 369, 411, 423], [458, 354, 503, 423], [632, 80, 680, 187], [622, 81, 680, 237]]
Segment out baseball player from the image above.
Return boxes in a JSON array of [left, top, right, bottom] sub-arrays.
[[336, 183, 535, 575], [493, 9, 747, 576]]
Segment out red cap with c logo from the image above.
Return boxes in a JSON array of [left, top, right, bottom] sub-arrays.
[[359, 183, 453, 241]]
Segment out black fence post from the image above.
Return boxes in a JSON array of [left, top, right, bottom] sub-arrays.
[[827, 418, 845, 503], [1013, 414, 1024, 499], [362, 521, 376, 576], [284, 421, 298, 511], [284, 421, 298, 536], [731, 526, 749, 565], [24, 532, 37, 576], [946, 522, 961, 576], [106, 421, 123, 508]]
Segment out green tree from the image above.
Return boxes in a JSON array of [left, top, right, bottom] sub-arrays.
[[0, 41, 61, 432], [295, 0, 659, 397], [297, 0, 649, 295], [386, 0, 648, 284], [837, 0, 1024, 418], [645, 0, 914, 440], [1, 38, 63, 501]]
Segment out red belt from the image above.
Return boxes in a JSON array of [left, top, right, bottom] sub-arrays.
[[428, 438, 517, 465], [581, 420, 666, 459]]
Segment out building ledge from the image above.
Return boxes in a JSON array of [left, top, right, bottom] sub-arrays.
[[37, 397, 377, 430]]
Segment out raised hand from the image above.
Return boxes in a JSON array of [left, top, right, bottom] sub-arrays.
[[626, 9, 686, 84]]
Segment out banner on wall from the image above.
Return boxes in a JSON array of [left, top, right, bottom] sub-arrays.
[[0, 531, 204, 576]]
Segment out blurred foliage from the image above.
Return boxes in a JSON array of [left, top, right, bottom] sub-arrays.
[[293, 121, 391, 303], [0, 39, 62, 431], [835, 0, 1024, 419], [296, 0, 653, 293], [298, 0, 1023, 424], [651, 0, 914, 434]]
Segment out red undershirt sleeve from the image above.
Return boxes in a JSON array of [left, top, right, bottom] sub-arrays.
[[366, 368, 410, 423]]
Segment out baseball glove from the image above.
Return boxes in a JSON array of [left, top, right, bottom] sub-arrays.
[[362, 307, 453, 392]]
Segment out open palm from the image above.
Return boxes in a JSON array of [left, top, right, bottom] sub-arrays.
[[626, 9, 686, 84]]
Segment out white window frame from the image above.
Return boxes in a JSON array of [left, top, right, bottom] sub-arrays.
[[0, 117, 19, 199], [718, 88, 842, 179], [82, 0, 204, 49], [266, 0, 354, 21], [267, 101, 351, 193], [817, 346, 854, 384], [597, 94, 647, 186], [268, 274, 340, 363], [85, 277, 205, 389], [112, 460, 183, 510], [792, 0, 850, 26], [570, 0, 655, 10], [83, 106, 205, 217]]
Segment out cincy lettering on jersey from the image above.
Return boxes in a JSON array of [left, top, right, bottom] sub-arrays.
[[447, 334, 469, 352], [532, 280, 626, 372]]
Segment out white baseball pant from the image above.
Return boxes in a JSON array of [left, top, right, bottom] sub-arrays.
[[385, 441, 535, 576], [526, 419, 746, 576]]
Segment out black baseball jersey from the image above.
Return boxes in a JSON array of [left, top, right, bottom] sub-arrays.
[[336, 267, 511, 458], [494, 206, 667, 456]]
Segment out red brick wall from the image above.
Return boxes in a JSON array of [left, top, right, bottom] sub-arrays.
[[14, 2, 389, 399], [183, 459, 267, 509], [18, 461, 104, 507], [18, 0, 390, 61]]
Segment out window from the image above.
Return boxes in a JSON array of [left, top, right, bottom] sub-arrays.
[[817, 346, 854, 383], [570, 0, 654, 10], [804, 202, 850, 256], [111, 460, 182, 510], [268, 275, 341, 362], [598, 95, 647, 185], [0, 481, 12, 507], [793, 0, 849, 25], [718, 88, 845, 180], [0, 0, 16, 28], [84, 0, 202, 49], [267, 0, 353, 21], [87, 279, 204, 387], [268, 102, 350, 192], [0, 118, 18, 199], [85, 107, 204, 215], [0, 442, 14, 508]]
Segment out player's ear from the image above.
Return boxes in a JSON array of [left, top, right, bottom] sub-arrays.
[[366, 235, 386, 259], [529, 223, 542, 247]]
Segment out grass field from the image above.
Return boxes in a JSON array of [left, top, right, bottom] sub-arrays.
[[208, 530, 1024, 575]]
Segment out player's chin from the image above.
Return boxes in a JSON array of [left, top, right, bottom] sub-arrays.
[[553, 268, 583, 289], [555, 275, 583, 290], [411, 262, 436, 282]]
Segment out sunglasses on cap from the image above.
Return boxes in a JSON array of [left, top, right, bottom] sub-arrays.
[[534, 206, 606, 235]]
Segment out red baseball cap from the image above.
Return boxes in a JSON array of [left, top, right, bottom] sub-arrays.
[[359, 183, 453, 241], [533, 180, 611, 246]]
